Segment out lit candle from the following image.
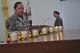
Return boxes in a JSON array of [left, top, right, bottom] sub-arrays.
[[10, 32, 18, 42], [42, 27, 47, 34], [54, 26, 59, 32], [59, 26, 62, 31], [49, 27, 54, 33], [21, 31, 28, 39], [32, 29, 39, 36]]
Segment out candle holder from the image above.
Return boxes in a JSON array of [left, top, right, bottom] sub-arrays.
[[21, 31, 28, 41], [10, 32, 18, 43], [59, 26, 63, 32], [49, 26, 54, 33], [54, 26, 59, 33], [42, 27, 48, 35], [32, 29, 39, 37]]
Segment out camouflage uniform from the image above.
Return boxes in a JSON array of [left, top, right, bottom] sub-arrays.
[[6, 13, 30, 32]]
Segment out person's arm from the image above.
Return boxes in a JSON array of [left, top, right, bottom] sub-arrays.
[[24, 14, 31, 31], [6, 18, 16, 32]]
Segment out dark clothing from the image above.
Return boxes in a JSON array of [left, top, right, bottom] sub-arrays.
[[6, 13, 30, 32], [54, 17, 63, 27]]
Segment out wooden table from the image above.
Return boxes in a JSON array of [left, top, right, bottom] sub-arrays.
[[0, 39, 80, 53]]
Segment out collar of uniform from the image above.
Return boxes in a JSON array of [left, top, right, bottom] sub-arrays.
[[13, 13, 23, 20]]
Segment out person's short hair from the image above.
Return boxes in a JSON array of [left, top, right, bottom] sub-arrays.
[[53, 11, 60, 15], [14, 1, 22, 9]]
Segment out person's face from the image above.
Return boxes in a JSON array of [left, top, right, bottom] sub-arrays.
[[15, 4, 24, 16], [53, 13, 59, 18]]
